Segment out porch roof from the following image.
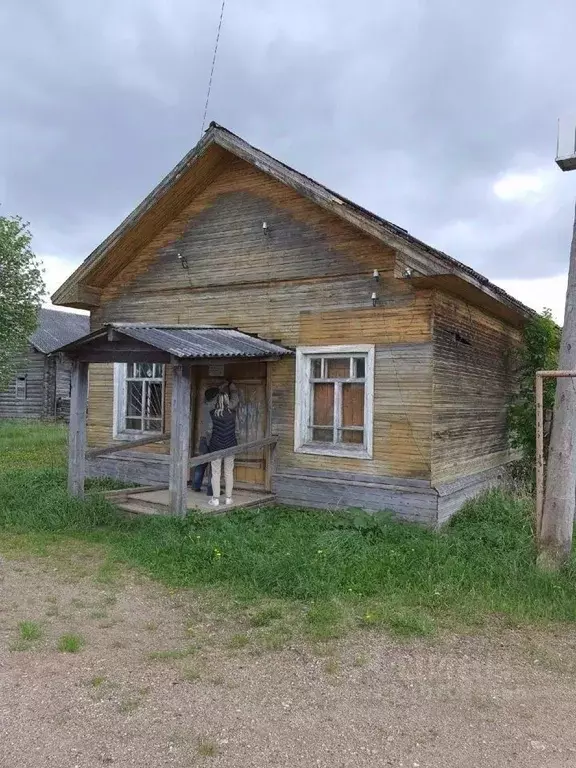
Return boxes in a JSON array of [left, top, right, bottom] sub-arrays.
[[53, 323, 292, 362]]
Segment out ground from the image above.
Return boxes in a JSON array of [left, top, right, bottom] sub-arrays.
[[2, 542, 576, 768], [3, 420, 576, 767]]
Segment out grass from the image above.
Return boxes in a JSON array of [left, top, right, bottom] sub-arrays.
[[227, 633, 250, 649], [18, 620, 43, 641], [57, 633, 85, 653], [197, 739, 219, 757], [5, 422, 576, 639]]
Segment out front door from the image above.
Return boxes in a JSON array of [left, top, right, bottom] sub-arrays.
[[195, 362, 267, 489]]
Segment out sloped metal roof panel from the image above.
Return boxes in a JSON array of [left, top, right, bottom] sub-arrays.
[[112, 325, 292, 359], [30, 308, 90, 354]]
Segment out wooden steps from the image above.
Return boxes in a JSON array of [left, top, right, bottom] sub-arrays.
[[113, 489, 276, 517]]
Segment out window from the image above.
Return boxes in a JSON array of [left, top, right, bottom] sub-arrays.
[[15, 375, 27, 400], [295, 345, 374, 458], [113, 363, 164, 438]]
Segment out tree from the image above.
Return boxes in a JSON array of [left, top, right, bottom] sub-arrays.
[[0, 215, 45, 390], [507, 309, 561, 485], [538, 202, 576, 570]]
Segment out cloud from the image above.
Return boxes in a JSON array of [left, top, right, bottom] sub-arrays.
[[1, 0, 576, 309], [495, 274, 567, 323]]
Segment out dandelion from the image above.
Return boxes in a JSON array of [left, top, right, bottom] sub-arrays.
[[317, 550, 324, 555]]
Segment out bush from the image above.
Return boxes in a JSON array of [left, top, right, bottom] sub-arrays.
[[507, 310, 561, 486]]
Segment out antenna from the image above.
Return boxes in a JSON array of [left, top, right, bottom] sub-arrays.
[[200, 0, 227, 137]]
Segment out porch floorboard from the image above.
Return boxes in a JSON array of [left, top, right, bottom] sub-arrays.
[[119, 487, 275, 515]]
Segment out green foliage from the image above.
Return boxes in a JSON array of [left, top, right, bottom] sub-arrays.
[[0, 215, 45, 389], [18, 620, 43, 641], [57, 633, 85, 653], [507, 309, 561, 484]]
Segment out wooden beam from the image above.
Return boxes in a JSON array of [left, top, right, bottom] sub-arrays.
[[535, 370, 576, 538], [68, 360, 89, 497], [86, 432, 171, 459], [169, 362, 192, 516], [188, 436, 278, 468], [73, 351, 172, 364], [265, 361, 274, 492]]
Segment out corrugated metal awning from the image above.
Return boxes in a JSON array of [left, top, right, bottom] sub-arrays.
[[53, 324, 292, 361]]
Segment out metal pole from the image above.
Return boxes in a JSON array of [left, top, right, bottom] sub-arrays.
[[535, 372, 544, 536]]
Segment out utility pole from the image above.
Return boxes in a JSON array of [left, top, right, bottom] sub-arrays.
[[538, 123, 576, 570]]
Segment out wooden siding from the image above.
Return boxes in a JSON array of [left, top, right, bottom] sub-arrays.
[[0, 346, 48, 419], [86, 155, 433, 481], [431, 292, 521, 485]]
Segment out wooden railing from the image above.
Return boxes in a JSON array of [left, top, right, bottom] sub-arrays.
[[86, 433, 279, 493], [86, 432, 171, 459], [187, 436, 278, 467]]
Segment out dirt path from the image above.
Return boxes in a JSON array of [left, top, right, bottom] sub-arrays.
[[2, 545, 576, 767]]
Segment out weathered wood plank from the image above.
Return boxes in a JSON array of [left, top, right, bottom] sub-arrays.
[[169, 362, 192, 516], [68, 360, 89, 496], [188, 436, 278, 468], [86, 432, 171, 458]]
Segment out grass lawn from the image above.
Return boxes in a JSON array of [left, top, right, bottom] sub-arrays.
[[2, 419, 576, 640]]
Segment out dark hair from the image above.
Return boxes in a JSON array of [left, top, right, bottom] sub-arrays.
[[205, 387, 219, 402]]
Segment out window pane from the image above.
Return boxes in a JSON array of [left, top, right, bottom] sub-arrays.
[[125, 417, 142, 430], [153, 364, 164, 379], [312, 383, 334, 426], [340, 429, 364, 444], [354, 357, 366, 378], [312, 428, 334, 443], [326, 358, 350, 378], [342, 383, 365, 427], [126, 381, 143, 416], [144, 418, 162, 432], [126, 363, 136, 378], [138, 363, 154, 379], [311, 358, 323, 379], [147, 382, 163, 418]]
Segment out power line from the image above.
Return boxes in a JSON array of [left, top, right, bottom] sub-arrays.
[[200, 0, 227, 137]]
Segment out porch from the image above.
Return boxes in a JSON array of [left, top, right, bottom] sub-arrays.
[[55, 324, 292, 516]]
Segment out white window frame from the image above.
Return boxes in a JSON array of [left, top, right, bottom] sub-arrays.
[[113, 362, 165, 440], [294, 345, 374, 459]]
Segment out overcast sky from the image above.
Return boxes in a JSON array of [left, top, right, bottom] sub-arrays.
[[2, 0, 576, 320]]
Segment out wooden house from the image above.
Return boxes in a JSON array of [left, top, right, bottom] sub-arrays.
[[0, 308, 89, 421], [51, 123, 531, 524]]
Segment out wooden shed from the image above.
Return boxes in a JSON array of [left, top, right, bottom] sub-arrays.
[[0, 308, 89, 421], [51, 123, 532, 524]]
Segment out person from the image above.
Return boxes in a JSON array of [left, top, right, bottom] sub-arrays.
[[191, 386, 220, 494], [208, 381, 239, 507]]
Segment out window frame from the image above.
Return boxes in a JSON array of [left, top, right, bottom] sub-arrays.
[[294, 345, 375, 459], [15, 375, 27, 400], [113, 362, 165, 440]]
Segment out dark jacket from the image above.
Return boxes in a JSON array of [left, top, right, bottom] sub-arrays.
[[209, 408, 238, 452]]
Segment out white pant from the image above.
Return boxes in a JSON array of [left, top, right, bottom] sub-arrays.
[[210, 456, 235, 498]]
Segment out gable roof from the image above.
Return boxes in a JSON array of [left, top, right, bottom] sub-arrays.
[[51, 122, 533, 323], [30, 308, 90, 354]]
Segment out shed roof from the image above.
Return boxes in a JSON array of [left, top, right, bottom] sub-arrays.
[[30, 308, 90, 354], [55, 324, 292, 360]]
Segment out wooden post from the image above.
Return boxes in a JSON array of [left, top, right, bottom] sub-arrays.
[[539, 204, 576, 570], [68, 359, 89, 497], [169, 361, 192, 516], [264, 361, 274, 493], [535, 372, 544, 536]]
